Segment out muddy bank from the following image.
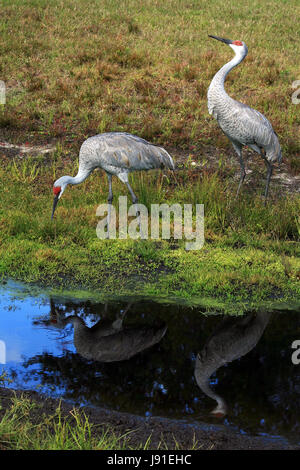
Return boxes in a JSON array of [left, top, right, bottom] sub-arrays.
[[0, 387, 297, 450]]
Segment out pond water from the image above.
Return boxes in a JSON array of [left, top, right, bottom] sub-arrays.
[[0, 280, 299, 446]]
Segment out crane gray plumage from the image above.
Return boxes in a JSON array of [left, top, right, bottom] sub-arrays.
[[51, 132, 174, 219], [194, 312, 271, 417], [51, 303, 167, 362], [207, 35, 282, 200]]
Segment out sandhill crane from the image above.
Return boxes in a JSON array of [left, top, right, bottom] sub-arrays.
[[207, 35, 282, 200], [50, 301, 167, 362], [51, 132, 174, 221], [195, 312, 271, 417]]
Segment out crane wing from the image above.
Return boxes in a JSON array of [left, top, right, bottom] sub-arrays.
[[80, 133, 175, 172], [230, 100, 278, 148]]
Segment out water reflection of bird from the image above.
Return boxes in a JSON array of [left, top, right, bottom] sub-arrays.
[[194, 312, 271, 417], [50, 301, 167, 362]]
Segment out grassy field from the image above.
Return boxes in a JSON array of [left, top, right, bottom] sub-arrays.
[[1, 0, 299, 168], [0, 391, 166, 450], [0, 155, 299, 313], [0, 0, 299, 313], [0, 394, 128, 450]]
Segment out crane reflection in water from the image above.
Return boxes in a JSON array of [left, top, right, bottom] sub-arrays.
[[47, 299, 273, 419]]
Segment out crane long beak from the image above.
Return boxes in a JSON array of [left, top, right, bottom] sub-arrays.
[[208, 35, 233, 45], [51, 195, 59, 220]]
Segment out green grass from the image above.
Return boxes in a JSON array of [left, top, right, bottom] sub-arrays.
[[0, 373, 136, 450], [0, 372, 201, 450], [0, 397, 123, 450], [0, 0, 299, 314], [0, 396, 201, 450], [0, 156, 299, 314], [0, 392, 153, 450]]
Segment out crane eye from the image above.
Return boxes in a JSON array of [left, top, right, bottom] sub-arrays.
[[53, 186, 61, 196]]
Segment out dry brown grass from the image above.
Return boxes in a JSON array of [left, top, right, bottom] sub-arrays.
[[0, 0, 299, 171]]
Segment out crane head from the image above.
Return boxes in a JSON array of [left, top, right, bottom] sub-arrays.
[[51, 176, 69, 219], [51, 186, 61, 220], [209, 35, 247, 55]]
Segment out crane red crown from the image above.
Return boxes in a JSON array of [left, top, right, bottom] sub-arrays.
[[53, 186, 61, 196], [233, 40, 243, 46]]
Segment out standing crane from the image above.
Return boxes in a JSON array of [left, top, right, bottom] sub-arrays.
[[51, 132, 174, 220], [207, 35, 282, 200]]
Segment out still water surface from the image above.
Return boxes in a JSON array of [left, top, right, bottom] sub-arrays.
[[0, 280, 299, 445]]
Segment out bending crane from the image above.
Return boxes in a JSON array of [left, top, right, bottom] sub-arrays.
[[51, 132, 174, 219]]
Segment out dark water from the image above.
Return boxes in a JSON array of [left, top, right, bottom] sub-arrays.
[[0, 281, 299, 445]]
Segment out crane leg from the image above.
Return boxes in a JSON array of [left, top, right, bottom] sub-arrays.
[[125, 181, 138, 205], [232, 142, 245, 197], [107, 174, 113, 238], [125, 181, 144, 237], [264, 160, 273, 203], [107, 173, 113, 204]]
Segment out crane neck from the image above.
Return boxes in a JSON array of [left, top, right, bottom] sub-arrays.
[[195, 366, 227, 414], [58, 167, 93, 188], [194, 357, 228, 415], [62, 315, 88, 335], [208, 47, 247, 98], [70, 167, 92, 185]]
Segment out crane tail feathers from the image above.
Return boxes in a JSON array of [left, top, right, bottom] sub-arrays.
[[158, 147, 175, 170]]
